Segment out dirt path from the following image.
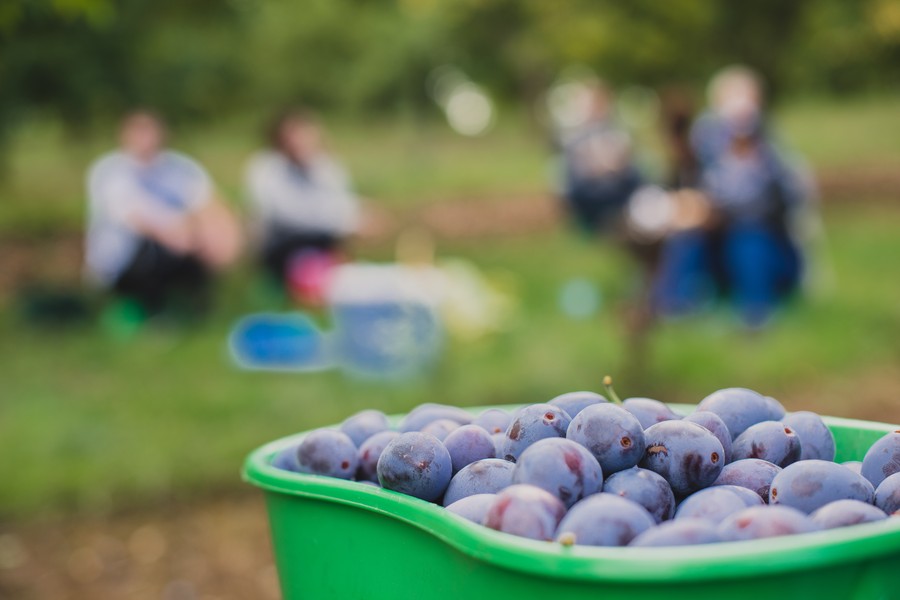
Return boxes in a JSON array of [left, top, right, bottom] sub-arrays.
[[0, 494, 277, 600], [816, 165, 900, 201]]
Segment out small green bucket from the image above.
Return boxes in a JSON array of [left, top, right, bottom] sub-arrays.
[[243, 405, 900, 600]]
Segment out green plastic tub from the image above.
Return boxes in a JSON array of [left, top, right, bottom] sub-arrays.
[[243, 405, 900, 600]]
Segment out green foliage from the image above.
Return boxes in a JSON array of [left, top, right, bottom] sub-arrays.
[[241, 0, 446, 112], [1, 0, 899, 145], [0, 0, 243, 145]]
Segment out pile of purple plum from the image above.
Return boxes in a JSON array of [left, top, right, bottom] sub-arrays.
[[272, 384, 900, 547]]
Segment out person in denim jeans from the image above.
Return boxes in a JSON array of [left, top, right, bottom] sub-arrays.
[[655, 68, 807, 328]]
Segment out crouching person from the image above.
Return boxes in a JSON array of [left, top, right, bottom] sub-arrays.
[[85, 110, 241, 320], [245, 108, 360, 303]]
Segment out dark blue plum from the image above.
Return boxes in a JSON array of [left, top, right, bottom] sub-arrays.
[[340, 409, 390, 447], [874, 472, 900, 515], [810, 499, 888, 529], [445, 493, 497, 523], [296, 429, 359, 479], [639, 421, 725, 496], [443, 458, 515, 506], [555, 494, 655, 547], [696, 388, 785, 440], [622, 397, 680, 429], [684, 411, 733, 464], [566, 404, 645, 475], [484, 484, 566, 541], [356, 431, 400, 482], [491, 432, 505, 457], [548, 391, 607, 418], [501, 404, 571, 462], [842, 461, 864, 475], [443, 424, 496, 474], [731, 421, 801, 467], [603, 467, 675, 524], [376, 432, 452, 502], [763, 396, 788, 420], [420, 418, 460, 441], [271, 444, 301, 472], [398, 404, 473, 433], [782, 411, 835, 461], [472, 409, 511, 435], [511, 438, 602, 508], [769, 459, 875, 513], [629, 519, 722, 547], [861, 430, 900, 488], [712, 459, 782, 502], [675, 487, 753, 523], [714, 485, 766, 508], [718, 506, 819, 541]]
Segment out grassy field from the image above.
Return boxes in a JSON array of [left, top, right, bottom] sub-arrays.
[[773, 95, 900, 169], [2, 200, 900, 519], [1, 95, 899, 521]]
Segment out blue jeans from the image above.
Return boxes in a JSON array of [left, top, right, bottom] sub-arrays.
[[654, 223, 801, 327]]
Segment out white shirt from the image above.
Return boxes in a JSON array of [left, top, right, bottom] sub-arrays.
[[245, 151, 359, 237], [84, 150, 212, 286]]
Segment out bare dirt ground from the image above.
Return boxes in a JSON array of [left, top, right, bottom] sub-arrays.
[[0, 494, 277, 600], [816, 165, 900, 201]]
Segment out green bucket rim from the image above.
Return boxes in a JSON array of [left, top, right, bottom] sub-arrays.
[[243, 404, 900, 583]]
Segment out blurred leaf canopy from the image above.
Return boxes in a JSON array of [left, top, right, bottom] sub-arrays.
[[1, 0, 898, 140]]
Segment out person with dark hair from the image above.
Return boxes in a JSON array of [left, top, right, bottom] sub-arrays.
[[659, 87, 701, 190], [245, 108, 359, 297], [85, 110, 241, 318]]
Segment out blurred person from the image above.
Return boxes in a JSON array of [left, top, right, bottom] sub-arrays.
[[659, 87, 701, 190], [691, 65, 764, 169], [654, 67, 809, 329], [557, 81, 642, 234], [85, 110, 241, 318], [245, 108, 360, 302]]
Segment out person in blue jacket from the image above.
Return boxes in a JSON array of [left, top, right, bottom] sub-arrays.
[[654, 67, 807, 328]]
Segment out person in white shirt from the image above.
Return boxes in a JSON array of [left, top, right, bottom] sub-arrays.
[[85, 110, 241, 316], [557, 82, 642, 234], [245, 108, 360, 286]]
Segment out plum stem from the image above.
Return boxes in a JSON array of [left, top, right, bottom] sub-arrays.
[[603, 375, 623, 404]]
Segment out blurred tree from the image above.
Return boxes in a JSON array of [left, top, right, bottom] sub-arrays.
[[241, 0, 445, 113], [0, 0, 242, 153], [706, 0, 811, 101], [0, 0, 897, 153]]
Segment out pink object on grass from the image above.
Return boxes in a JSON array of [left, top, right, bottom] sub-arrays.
[[286, 250, 341, 306]]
